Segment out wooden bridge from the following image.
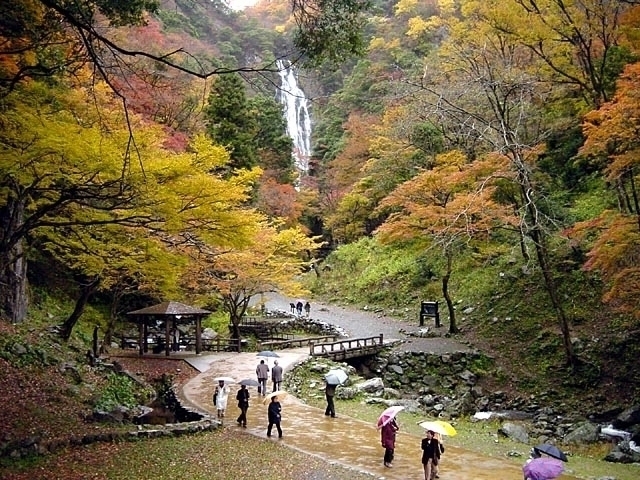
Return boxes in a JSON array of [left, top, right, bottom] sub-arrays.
[[309, 334, 385, 360]]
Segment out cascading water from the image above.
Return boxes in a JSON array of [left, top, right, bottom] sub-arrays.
[[276, 60, 312, 174]]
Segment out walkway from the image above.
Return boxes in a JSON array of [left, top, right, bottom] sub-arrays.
[[179, 296, 576, 479], [260, 293, 471, 354]]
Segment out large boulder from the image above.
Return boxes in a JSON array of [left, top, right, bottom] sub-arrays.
[[498, 422, 530, 444], [563, 421, 600, 444]]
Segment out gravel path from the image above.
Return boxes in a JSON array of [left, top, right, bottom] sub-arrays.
[[261, 293, 472, 354]]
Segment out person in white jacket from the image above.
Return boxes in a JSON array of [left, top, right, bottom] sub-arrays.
[[213, 380, 230, 419]]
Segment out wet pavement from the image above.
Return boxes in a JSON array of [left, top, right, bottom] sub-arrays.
[[179, 295, 577, 479], [180, 349, 577, 479]]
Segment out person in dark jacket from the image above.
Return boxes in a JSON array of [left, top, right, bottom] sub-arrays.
[[236, 384, 250, 428], [267, 395, 283, 438], [421, 430, 441, 480], [381, 418, 400, 467], [324, 381, 336, 417]]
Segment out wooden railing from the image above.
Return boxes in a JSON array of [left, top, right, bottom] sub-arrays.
[[259, 334, 339, 350], [118, 336, 245, 353], [310, 334, 385, 359]]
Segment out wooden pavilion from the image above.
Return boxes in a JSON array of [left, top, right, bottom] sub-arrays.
[[127, 301, 211, 357]]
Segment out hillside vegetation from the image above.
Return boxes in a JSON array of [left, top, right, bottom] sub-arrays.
[[305, 237, 640, 413]]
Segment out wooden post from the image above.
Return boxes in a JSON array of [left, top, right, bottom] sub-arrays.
[[379, 333, 383, 345], [195, 317, 202, 354], [143, 321, 149, 353], [138, 320, 144, 356], [164, 317, 171, 357]]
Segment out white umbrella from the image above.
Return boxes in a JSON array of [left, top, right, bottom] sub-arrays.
[[263, 390, 288, 405], [324, 369, 348, 385], [214, 376, 236, 384]]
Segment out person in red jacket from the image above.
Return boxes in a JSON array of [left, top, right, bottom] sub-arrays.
[[381, 418, 400, 467]]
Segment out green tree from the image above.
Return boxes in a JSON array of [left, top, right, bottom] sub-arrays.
[[205, 73, 258, 170], [250, 95, 295, 184]]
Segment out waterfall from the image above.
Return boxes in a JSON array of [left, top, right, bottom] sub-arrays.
[[276, 60, 312, 174]]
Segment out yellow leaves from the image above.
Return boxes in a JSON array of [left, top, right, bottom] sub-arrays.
[[395, 0, 419, 16], [368, 37, 387, 51], [406, 17, 430, 38], [188, 133, 230, 171], [186, 222, 320, 302]]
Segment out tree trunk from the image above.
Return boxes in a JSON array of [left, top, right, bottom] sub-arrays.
[[0, 196, 28, 323], [230, 314, 241, 339], [0, 244, 28, 323], [60, 276, 101, 341], [519, 173, 576, 368], [104, 288, 125, 353], [442, 252, 458, 334]]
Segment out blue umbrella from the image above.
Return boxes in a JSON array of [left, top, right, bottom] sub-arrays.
[[523, 457, 564, 480]]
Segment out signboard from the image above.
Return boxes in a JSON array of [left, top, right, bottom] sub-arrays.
[[420, 301, 441, 327]]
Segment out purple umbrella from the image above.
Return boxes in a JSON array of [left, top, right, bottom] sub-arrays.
[[523, 457, 565, 480]]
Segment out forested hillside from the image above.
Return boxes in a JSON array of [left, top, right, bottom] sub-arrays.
[[1, 0, 640, 415], [247, 0, 640, 409]]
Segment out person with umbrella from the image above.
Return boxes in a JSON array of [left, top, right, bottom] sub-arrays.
[[323, 368, 347, 418], [213, 379, 230, 419], [236, 384, 250, 428], [256, 359, 269, 396], [421, 429, 442, 480], [266, 394, 283, 438], [381, 417, 400, 468]]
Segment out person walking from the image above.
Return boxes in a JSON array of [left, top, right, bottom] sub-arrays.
[[432, 432, 445, 478], [421, 430, 441, 480], [381, 418, 400, 468], [304, 301, 311, 317], [236, 384, 250, 428], [213, 379, 230, 419], [296, 301, 303, 316], [324, 381, 336, 418], [266, 395, 283, 438], [256, 359, 269, 396], [271, 360, 283, 392]]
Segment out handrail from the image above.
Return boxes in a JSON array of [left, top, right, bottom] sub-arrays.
[[310, 334, 384, 356]]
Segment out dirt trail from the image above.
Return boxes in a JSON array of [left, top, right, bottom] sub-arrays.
[[180, 298, 577, 479]]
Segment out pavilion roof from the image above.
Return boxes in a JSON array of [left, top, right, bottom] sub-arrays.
[[127, 301, 211, 317]]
